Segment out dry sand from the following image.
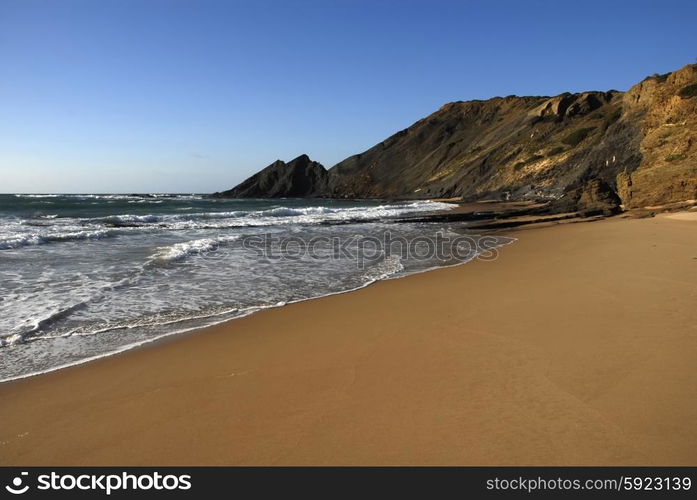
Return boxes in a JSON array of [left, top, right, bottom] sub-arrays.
[[1, 213, 696, 465]]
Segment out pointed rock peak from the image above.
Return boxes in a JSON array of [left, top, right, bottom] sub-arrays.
[[212, 154, 328, 198], [289, 154, 312, 165]]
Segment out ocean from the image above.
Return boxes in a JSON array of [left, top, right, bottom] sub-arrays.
[[0, 194, 514, 381]]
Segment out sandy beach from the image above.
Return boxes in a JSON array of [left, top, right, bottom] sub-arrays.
[[1, 212, 696, 465]]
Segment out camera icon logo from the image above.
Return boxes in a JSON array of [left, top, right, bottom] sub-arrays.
[[5, 472, 29, 495]]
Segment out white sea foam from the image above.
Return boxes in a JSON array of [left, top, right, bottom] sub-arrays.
[[0, 234, 43, 249], [0, 201, 454, 251], [361, 254, 405, 283], [152, 238, 219, 262], [13, 194, 62, 198], [149, 235, 241, 263], [90, 200, 454, 229], [104, 214, 162, 224], [0, 229, 112, 249]]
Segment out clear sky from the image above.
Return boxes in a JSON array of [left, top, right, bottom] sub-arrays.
[[1, 0, 696, 193]]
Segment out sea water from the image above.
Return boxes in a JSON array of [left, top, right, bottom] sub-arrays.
[[0, 194, 513, 381]]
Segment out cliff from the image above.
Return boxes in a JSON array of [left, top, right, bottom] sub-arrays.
[[214, 63, 697, 212], [212, 154, 328, 198]]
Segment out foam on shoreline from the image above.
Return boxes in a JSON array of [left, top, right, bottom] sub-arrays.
[[0, 236, 515, 383]]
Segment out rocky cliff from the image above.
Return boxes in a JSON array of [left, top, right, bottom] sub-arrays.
[[212, 154, 328, 198], [215, 63, 697, 211]]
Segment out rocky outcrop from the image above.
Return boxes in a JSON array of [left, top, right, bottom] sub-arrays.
[[214, 63, 697, 212], [562, 179, 623, 215], [212, 154, 329, 198], [536, 91, 615, 120]]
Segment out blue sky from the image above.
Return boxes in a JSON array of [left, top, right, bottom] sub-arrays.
[[1, 0, 696, 193]]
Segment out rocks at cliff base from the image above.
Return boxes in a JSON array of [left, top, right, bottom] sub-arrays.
[[576, 179, 623, 215], [545, 179, 622, 216]]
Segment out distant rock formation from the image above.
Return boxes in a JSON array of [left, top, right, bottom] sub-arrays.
[[214, 63, 697, 212], [212, 154, 328, 198]]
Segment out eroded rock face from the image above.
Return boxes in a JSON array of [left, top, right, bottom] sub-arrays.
[[618, 64, 697, 208], [537, 93, 577, 118], [214, 64, 697, 211], [577, 179, 623, 213], [535, 91, 615, 119], [564, 92, 617, 118]]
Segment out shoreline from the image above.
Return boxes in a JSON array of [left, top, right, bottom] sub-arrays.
[[0, 226, 514, 385], [0, 197, 461, 382], [0, 199, 507, 384], [2, 212, 696, 465], [0, 237, 515, 385]]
